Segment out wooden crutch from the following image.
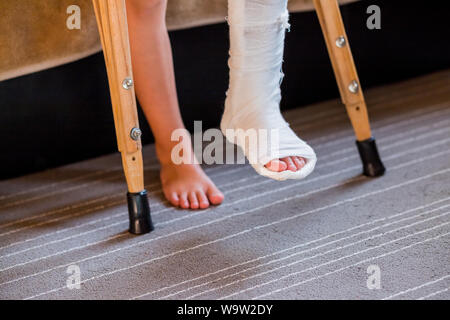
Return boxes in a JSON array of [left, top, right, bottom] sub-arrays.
[[314, 0, 385, 177], [92, 0, 153, 234]]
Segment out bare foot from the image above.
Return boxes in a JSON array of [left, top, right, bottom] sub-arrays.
[[160, 162, 224, 209], [265, 156, 306, 172]]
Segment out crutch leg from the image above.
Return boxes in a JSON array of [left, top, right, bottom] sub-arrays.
[[313, 0, 385, 177], [93, 0, 154, 234]]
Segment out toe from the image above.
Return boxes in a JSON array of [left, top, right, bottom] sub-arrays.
[[196, 190, 210, 209], [179, 192, 190, 209], [207, 186, 224, 205], [188, 192, 199, 209], [265, 159, 288, 172], [281, 157, 298, 172], [167, 192, 180, 207], [293, 156, 306, 170]]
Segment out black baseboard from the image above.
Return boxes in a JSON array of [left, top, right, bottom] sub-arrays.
[[0, 0, 448, 179]]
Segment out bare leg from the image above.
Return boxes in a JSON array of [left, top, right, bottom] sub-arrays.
[[126, 0, 224, 209]]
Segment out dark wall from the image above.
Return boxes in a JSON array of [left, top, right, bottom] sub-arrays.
[[0, 0, 448, 179]]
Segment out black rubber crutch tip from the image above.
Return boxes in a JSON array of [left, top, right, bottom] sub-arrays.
[[356, 137, 386, 177], [127, 190, 154, 235]]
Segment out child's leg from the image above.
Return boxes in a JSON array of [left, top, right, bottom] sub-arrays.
[[126, 0, 224, 209], [222, 0, 317, 181]]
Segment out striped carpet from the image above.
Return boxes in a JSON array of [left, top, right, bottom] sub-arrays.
[[0, 70, 449, 300]]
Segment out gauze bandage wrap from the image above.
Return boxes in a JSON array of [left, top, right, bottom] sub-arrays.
[[221, 0, 317, 181]]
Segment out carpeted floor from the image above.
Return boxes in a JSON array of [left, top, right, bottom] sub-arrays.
[[0, 70, 449, 300]]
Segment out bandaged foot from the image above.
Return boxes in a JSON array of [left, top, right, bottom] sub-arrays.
[[221, 0, 317, 181]]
